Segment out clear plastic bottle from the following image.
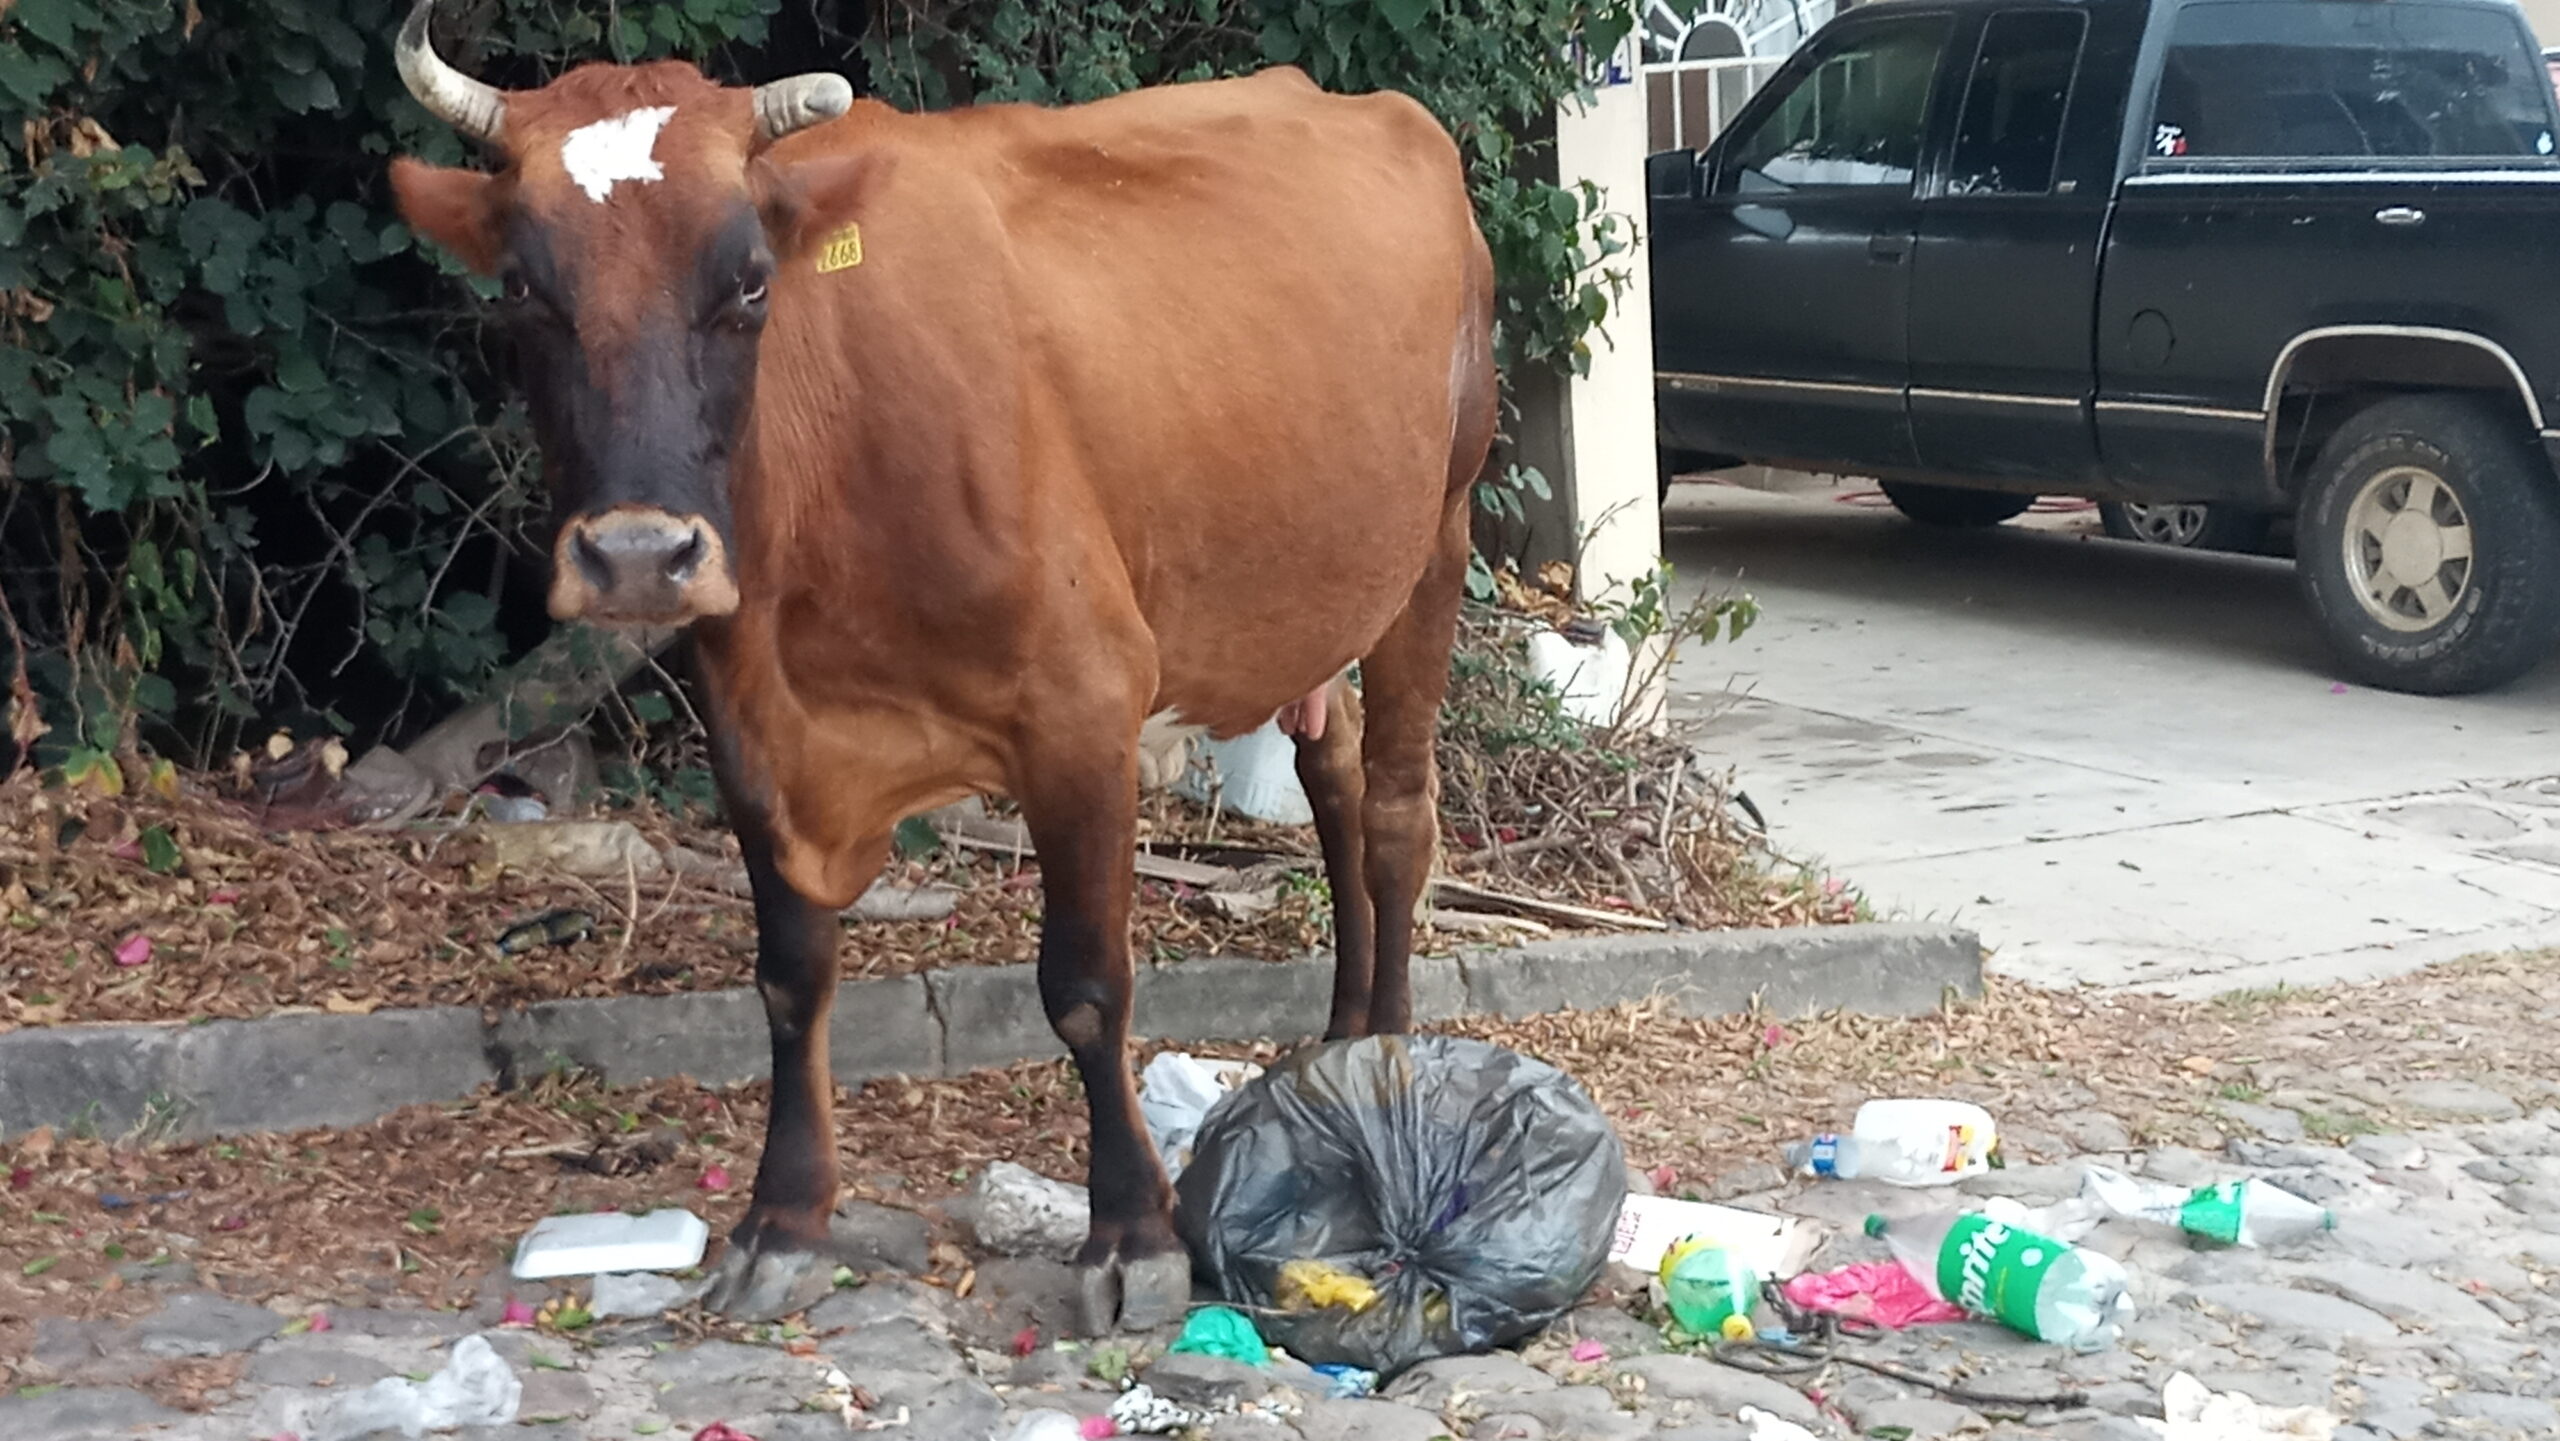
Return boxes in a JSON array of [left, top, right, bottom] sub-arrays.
[[1866, 1210, 2134, 1351], [2080, 1166, 2335, 1248], [1786, 1099, 1999, 1186]]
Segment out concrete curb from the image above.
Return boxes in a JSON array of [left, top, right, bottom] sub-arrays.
[[0, 922, 1978, 1140]]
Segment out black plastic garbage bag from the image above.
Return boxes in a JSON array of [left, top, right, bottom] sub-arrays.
[[1173, 1034, 1626, 1377]]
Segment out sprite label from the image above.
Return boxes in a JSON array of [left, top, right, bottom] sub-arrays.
[[2176, 1181, 2247, 1244], [1934, 1215, 2066, 1339]]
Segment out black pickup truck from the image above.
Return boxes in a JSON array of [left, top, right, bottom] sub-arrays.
[[1648, 0, 2560, 694]]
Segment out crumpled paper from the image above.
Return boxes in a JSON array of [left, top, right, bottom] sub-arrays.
[[2137, 1372, 2339, 1440]]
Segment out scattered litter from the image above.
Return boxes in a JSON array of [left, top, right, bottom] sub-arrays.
[[1867, 1210, 2132, 1351], [1174, 721, 1314, 825], [113, 934, 153, 967], [590, 1271, 697, 1319], [1138, 1052, 1263, 1184], [1569, 1339, 1607, 1364], [1659, 1236, 1757, 1340], [480, 819, 666, 879], [477, 792, 550, 823], [510, 1207, 708, 1280], [311, 1334, 519, 1440], [1107, 1383, 1196, 1434], [499, 1298, 537, 1328], [1276, 1259, 1379, 1315], [950, 1160, 1089, 1261], [1308, 1363, 1377, 1398], [2081, 1166, 2334, 1248], [1001, 1412, 1087, 1441], [1177, 1035, 1624, 1376], [1610, 1194, 1817, 1280], [1779, 1261, 1968, 1330], [1080, 1416, 1118, 1439], [1525, 621, 1633, 728], [1010, 1326, 1042, 1358], [698, 1164, 732, 1193], [1168, 1305, 1267, 1365], [2137, 1371, 2339, 1439], [98, 1188, 190, 1210], [1785, 1098, 1998, 1186], [495, 909, 596, 955], [692, 1426, 762, 1441], [1737, 1405, 1821, 1441]]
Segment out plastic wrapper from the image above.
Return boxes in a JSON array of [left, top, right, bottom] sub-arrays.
[[1174, 1035, 1626, 1376]]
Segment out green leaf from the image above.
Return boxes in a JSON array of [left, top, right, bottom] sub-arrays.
[[1259, 21, 1303, 64], [22, 1254, 60, 1276], [630, 691, 674, 725], [139, 826, 182, 875], [893, 815, 942, 860], [1376, 0, 1428, 32]]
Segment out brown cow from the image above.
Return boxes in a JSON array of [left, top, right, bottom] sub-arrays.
[[387, 0, 1497, 1327]]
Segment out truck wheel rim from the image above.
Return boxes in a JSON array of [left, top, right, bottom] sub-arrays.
[[2343, 463, 2473, 634], [2121, 503, 2208, 545]]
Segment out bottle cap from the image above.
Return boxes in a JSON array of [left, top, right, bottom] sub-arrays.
[[1720, 1314, 1754, 1341], [1862, 1214, 1886, 1238]]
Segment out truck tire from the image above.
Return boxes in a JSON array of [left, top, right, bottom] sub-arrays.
[[2296, 393, 2560, 695], [1879, 482, 2035, 527], [2099, 501, 2272, 553]]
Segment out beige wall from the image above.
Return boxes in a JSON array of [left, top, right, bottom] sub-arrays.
[[2523, 0, 2560, 47]]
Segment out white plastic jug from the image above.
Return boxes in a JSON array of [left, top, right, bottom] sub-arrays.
[[1852, 1099, 1999, 1186], [1173, 719, 1313, 825], [1525, 626, 1633, 728]]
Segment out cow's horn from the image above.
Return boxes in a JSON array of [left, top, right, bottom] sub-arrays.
[[395, 0, 505, 145], [754, 74, 853, 140]]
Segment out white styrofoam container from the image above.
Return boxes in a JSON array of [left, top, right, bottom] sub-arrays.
[[1525, 626, 1632, 728], [1173, 719, 1313, 826], [510, 1208, 709, 1279]]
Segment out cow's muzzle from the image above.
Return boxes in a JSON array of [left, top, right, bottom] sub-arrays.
[[550, 508, 741, 624]]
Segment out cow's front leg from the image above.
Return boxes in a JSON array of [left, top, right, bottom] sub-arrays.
[[701, 826, 886, 1321], [1018, 756, 1190, 1334]]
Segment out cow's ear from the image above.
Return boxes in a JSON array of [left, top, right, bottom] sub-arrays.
[[751, 150, 895, 260], [390, 158, 503, 275]]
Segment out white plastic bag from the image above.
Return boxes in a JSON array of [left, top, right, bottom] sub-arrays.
[[1139, 1052, 1262, 1184], [2138, 1371, 2338, 1440], [314, 1334, 520, 1440]]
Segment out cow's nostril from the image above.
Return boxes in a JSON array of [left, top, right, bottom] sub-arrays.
[[570, 526, 614, 595], [663, 526, 706, 583]]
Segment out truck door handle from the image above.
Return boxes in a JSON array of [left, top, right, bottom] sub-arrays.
[[1869, 233, 1910, 262], [2374, 206, 2426, 227]]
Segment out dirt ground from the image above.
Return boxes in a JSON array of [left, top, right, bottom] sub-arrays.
[[7, 946, 2553, 1399]]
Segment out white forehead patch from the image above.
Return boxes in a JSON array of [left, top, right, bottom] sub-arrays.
[[559, 106, 678, 204]]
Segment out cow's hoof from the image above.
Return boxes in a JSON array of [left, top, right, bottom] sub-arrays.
[[702, 1236, 834, 1322], [1074, 1248, 1193, 1335]]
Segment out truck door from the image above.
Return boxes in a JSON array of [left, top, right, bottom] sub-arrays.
[[2097, 0, 2560, 502], [1651, 12, 1956, 475], [1908, 6, 2124, 484]]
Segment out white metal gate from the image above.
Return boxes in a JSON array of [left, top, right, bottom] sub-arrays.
[[1642, 0, 1839, 151]]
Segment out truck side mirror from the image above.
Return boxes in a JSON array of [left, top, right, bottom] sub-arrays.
[[1647, 149, 1703, 201]]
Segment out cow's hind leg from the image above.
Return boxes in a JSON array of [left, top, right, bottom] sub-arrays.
[[1356, 498, 1470, 1035], [1293, 675, 1377, 1039], [1017, 744, 1189, 1334], [702, 817, 885, 1320]]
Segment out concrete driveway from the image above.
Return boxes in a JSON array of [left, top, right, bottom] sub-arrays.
[[1661, 474, 2560, 996]]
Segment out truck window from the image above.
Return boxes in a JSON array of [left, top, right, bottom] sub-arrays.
[[1946, 10, 2087, 195], [1719, 16, 1954, 193], [2152, 0, 2556, 160]]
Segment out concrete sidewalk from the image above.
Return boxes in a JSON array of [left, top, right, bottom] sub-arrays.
[[1663, 476, 2560, 994]]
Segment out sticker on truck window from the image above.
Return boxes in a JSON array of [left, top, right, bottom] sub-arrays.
[[2152, 124, 2188, 158]]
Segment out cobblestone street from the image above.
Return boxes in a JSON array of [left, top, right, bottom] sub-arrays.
[[12, 956, 2560, 1441]]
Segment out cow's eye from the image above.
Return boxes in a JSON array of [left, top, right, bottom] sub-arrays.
[[738, 278, 768, 308], [501, 272, 531, 305]]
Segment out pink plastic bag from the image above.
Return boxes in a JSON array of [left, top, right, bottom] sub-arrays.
[[1780, 1262, 1967, 1330]]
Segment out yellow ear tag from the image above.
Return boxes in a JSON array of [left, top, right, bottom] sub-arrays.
[[816, 222, 864, 274]]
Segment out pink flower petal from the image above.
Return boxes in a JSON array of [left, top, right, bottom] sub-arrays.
[[1079, 1417, 1119, 1440], [698, 1163, 732, 1193], [306, 1310, 331, 1333], [1570, 1339, 1607, 1363], [1761, 1023, 1786, 1048], [1647, 1164, 1676, 1192], [2329, 682, 2349, 694], [501, 1297, 537, 1327], [209, 887, 242, 905], [114, 935, 153, 967], [110, 838, 142, 861]]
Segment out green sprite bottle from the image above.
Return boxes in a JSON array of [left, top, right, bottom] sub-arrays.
[[1866, 1210, 2134, 1351]]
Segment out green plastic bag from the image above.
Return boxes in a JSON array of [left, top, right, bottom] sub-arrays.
[[1168, 1305, 1267, 1366]]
